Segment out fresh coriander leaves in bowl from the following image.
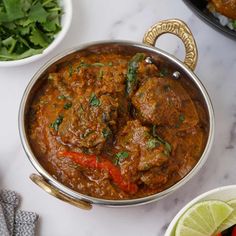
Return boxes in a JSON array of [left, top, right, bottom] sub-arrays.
[[0, 0, 72, 66]]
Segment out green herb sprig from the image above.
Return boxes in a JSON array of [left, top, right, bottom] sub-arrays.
[[102, 128, 111, 139], [51, 115, 63, 131], [89, 93, 101, 107], [158, 67, 169, 77], [64, 102, 72, 110], [151, 125, 172, 156], [126, 53, 145, 95], [114, 151, 129, 165]]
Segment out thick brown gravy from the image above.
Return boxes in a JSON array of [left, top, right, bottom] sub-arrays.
[[27, 50, 208, 200]]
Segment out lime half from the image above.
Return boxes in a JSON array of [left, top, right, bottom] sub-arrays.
[[216, 199, 236, 233], [175, 200, 233, 236]]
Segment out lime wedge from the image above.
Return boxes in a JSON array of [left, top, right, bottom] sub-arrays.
[[175, 200, 233, 236], [216, 199, 236, 233], [227, 199, 236, 207]]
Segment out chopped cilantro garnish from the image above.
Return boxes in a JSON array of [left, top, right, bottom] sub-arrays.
[[175, 114, 185, 128], [0, 0, 62, 61], [126, 53, 145, 94], [64, 102, 72, 110], [164, 142, 172, 156], [77, 61, 90, 71], [159, 68, 169, 77], [102, 128, 110, 139], [179, 114, 185, 122], [150, 125, 172, 155], [78, 104, 84, 113], [147, 138, 160, 149], [114, 151, 129, 165], [152, 125, 158, 137], [51, 115, 63, 131], [89, 93, 101, 107], [58, 95, 66, 100], [69, 63, 73, 77], [92, 62, 104, 67], [97, 69, 104, 80]]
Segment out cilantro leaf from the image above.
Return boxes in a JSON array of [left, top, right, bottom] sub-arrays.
[[0, 47, 43, 60], [30, 28, 50, 47], [2, 36, 17, 53], [21, 0, 32, 12], [3, 0, 24, 21], [102, 128, 111, 139], [29, 2, 48, 23], [147, 138, 160, 149], [158, 67, 169, 77], [126, 53, 145, 95], [89, 93, 101, 107], [18, 24, 32, 35], [51, 115, 63, 131], [43, 12, 61, 32], [114, 151, 129, 165], [64, 102, 72, 110]]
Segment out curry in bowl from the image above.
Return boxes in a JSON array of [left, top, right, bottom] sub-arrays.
[[27, 46, 209, 200]]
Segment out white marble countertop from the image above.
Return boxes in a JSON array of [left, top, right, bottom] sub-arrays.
[[0, 0, 236, 235]]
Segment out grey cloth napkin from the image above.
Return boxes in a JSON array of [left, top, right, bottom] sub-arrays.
[[0, 190, 19, 235], [0, 190, 39, 236], [0, 203, 9, 236], [14, 210, 38, 236]]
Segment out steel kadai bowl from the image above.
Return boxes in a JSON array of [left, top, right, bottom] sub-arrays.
[[19, 19, 214, 210]]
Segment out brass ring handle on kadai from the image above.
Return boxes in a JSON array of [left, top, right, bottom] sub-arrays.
[[143, 19, 198, 71], [30, 174, 92, 210]]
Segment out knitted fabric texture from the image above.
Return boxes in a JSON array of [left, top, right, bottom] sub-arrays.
[[0, 190, 38, 236]]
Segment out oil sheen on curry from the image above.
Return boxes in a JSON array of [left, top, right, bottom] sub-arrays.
[[28, 50, 208, 200]]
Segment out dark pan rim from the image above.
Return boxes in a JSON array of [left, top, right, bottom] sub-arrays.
[[183, 0, 236, 40]]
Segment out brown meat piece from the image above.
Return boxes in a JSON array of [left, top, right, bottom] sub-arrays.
[[141, 169, 168, 189], [211, 0, 236, 19], [58, 93, 119, 154], [132, 77, 199, 130], [139, 149, 168, 171], [115, 120, 169, 183], [175, 127, 204, 177], [156, 125, 204, 178]]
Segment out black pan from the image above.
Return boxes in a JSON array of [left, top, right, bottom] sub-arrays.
[[183, 0, 236, 40]]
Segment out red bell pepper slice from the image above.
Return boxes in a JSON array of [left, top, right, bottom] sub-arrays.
[[58, 151, 138, 194]]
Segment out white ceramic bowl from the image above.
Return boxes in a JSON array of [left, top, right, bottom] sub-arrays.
[[0, 0, 72, 67], [165, 185, 236, 236]]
